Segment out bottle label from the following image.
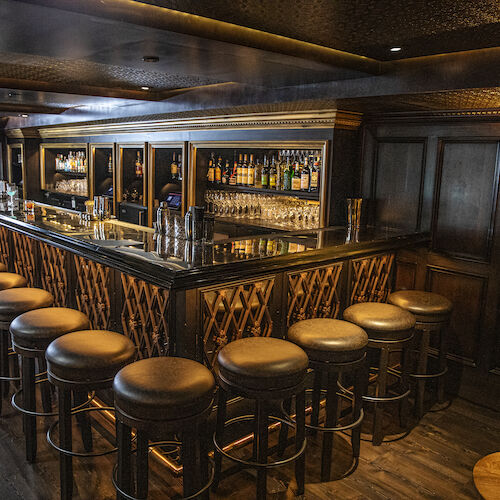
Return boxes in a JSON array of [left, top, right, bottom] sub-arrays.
[[215, 168, 221, 182], [291, 176, 301, 191], [310, 171, 319, 189], [241, 167, 248, 185], [208, 167, 214, 182], [261, 173, 269, 187], [269, 174, 277, 188], [301, 173, 310, 190], [229, 174, 237, 185], [171, 164, 178, 175], [248, 168, 254, 186], [237, 167, 242, 185]]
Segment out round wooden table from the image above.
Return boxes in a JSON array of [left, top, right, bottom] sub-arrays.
[[473, 452, 500, 500]]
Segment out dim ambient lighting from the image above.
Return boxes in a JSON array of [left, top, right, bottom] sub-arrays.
[[390, 46, 402, 52]]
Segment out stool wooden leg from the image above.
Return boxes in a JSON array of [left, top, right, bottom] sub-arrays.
[[295, 389, 306, 496], [0, 329, 9, 408], [400, 341, 412, 428], [38, 357, 52, 414], [437, 327, 447, 403], [11, 351, 20, 390], [321, 371, 339, 481], [310, 369, 323, 436], [22, 356, 37, 463], [135, 431, 149, 499], [213, 388, 227, 491], [352, 364, 366, 459], [255, 400, 268, 500], [116, 420, 132, 500], [415, 330, 430, 419], [373, 347, 389, 446], [58, 387, 73, 500], [277, 397, 291, 457], [199, 420, 210, 500], [182, 425, 199, 499], [73, 390, 93, 452]]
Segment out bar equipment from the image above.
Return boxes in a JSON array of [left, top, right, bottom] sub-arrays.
[[203, 212, 215, 243], [155, 201, 172, 235], [192, 206, 205, 241], [184, 208, 193, 241]]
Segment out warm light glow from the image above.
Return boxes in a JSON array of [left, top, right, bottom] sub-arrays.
[[390, 47, 402, 52], [141, 86, 150, 90]]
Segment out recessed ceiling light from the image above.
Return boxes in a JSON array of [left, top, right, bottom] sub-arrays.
[[8, 92, 18, 97], [142, 56, 159, 63], [390, 47, 402, 52], [141, 86, 150, 91], [19, 114, 29, 118]]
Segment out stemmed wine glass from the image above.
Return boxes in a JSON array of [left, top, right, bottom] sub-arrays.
[[6, 183, 17, 209]]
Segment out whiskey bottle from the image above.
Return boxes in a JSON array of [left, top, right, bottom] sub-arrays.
[[207, 153, 215, 184], [236, 154, 243, 185], [310, 154, 320, 192], [269, 156, 277, 189], [222, 159, 230, 185], [242, 154, 249, 186], [254, 157, 263, 188], [300, 155, 310, 191], [248, 154, 255, 186], [291, 157, 301, 191], [215, 156, 222, 184], [170, 152, 179, 180], [229, 160, 237, 185], [108, 154, 113, 174], [135, 151, 143, 178]]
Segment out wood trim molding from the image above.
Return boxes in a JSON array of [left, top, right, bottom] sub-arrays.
[[34, 110, 362, 139]]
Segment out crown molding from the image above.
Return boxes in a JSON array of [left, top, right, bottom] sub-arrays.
[[35, 109, 362, 138], [365, 108, 500, 124]]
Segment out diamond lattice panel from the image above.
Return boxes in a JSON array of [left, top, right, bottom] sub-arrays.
[[202, 278, 274, 367], [12, 232, 36, 287], [0, 226, 9, 269], [39, 242, 68, 307], [287, 263, 343, 327], [73, 255, 111, 330], [121, 274, 170, 358], [350, 253, 395, 304]]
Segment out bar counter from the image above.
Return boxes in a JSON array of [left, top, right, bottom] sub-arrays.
[[0, 204, 428, 362]]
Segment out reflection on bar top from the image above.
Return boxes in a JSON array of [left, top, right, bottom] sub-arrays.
[[0, 204, 422, 272]]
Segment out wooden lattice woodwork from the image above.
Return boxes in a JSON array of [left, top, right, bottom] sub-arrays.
[[39, 242, 68, 306], [121, 274, 170, 358], [350, 253, 395, 304], [202, 277, 275, 366], [287, 263, 343, 326], [12, 231, 36, 286], [0, 226, 9, 268], [74, 255, 111, 330]]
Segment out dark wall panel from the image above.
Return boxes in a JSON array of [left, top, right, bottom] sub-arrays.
[[374, 140, 425, 231], [426, 267, 487, 365], [433, 141, 499, 261]]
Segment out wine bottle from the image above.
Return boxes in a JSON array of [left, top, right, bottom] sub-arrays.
[[170, 152, 179, 180], [248, 154, 255, 186]]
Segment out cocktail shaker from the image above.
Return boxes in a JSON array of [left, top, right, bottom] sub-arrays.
[[155, 201, 171, 234]]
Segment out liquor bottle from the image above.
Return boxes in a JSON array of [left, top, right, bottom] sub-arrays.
[[254, 157, 263, 188], [222, 159, 230, 185], [247, 154, 255, 186], [242, 154, 249, 186], [135, 151, 143, 178], [283, 154, 291, 191], [276, 151, 285, 191], [170, 152, 179, 180], [108, 154, 113, 174], [207, 153, 215, 184], [215, 156, 222, 184], [300, 155, 310, 191], [229, 160, 237, 185], [236, 154, 243, 185], [269, 156, 277, 189], [310, 154, 320, 192], [291, 156, 301, 191], [261, 155, 269, 188]]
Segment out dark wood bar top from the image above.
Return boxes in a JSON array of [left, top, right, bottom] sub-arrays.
[[0, 204, 428, 289]]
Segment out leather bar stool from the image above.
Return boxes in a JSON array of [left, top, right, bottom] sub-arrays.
[[283, 318, 369, 481], [213, 337, 308, 500], [343, 302, 415, 446], [0, 272, 27, 290], [10, 307, 90, 463], [0, 262, 7, 272], [388, 290, 452, 418], [46, 330, 136, 500], [113, 357, 216, 500], [0, 287, 53, 414]]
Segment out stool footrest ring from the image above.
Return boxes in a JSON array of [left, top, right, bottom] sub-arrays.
[[338, 379, 410, 403], [112, 455, 215, 500], [213, 414, 306, 470], [410, 367, 448, 379], [12, 388, 95, 418], [47, 406, 117, 457]]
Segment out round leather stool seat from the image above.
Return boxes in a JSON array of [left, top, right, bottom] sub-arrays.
[[46, 330, 136, 385], [114, 357, 215, 421], [288, 318, 368, 362], [0, 272, 27, 291], [217, 337, 308, 391], [343, 302, 415, 340], [10, 307, 90, 351], [0, 287, 54, 323], [388, 290, 452, 323], [0, 262, 7, 272]]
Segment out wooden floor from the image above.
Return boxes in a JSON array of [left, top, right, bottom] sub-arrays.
[[0, 393, 498, 500]]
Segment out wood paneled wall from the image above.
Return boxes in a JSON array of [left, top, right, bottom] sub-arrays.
[[362, 118, 500, 408]]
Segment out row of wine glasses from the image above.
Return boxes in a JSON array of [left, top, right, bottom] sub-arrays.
[[48, 179, 88, 196], [205, 190, 320, 229]]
